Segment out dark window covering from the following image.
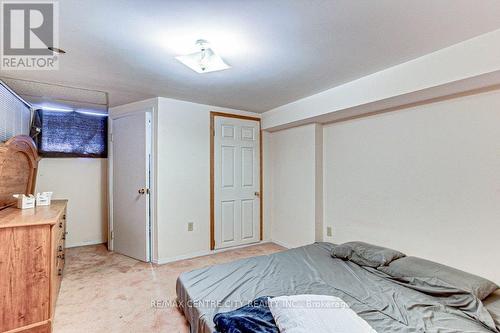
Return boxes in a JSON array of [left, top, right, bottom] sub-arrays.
[[33, 109, 107, 158]]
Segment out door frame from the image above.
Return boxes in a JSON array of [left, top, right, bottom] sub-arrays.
[[108, 108, 155, 262], [210, 111, 263, 250]]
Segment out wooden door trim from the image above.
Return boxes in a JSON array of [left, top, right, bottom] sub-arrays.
[[210, 112, 263, 250]]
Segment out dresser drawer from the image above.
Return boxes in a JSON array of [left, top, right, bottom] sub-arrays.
[[56, 239, 65, 265], [57, 214, 66, 271], [50, 208, 67, 318], [56, 212, 66, 239], [54, 231, 65, 279], [55, 211, 66, 267]]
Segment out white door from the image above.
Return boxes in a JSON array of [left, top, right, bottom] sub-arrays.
[[112, 111, 151, 262], [214, 116, 260, 249]]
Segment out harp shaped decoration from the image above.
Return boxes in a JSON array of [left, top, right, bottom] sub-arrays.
[[0, 135, 40, 210]]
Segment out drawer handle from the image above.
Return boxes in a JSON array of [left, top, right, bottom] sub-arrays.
[[58, 246, 63, 252], [62, 214, 66, 220], [58, 254, 65, 260], [58, 268, 62, 276], [59, 222, 63, 228], [62, 235, 66, 240]]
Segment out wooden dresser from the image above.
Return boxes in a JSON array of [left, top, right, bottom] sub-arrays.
[[0, 200, 67, 333]]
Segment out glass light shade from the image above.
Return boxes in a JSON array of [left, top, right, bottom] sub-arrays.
[[175, 47, 230, 73]]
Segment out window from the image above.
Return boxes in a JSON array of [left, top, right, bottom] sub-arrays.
[[33, 110, 108, 158]]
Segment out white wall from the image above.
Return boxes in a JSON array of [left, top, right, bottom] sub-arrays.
[[262, 131, 273, 242], [323, 89, 500, 284], [263, 29, 500, 130], [155, 97, 260, 262], [266, 124, 319, 248], [110, 97, 261, 263], [36, 158, 108, 248]]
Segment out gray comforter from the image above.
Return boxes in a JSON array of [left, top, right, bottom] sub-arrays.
[[176, 242, 499, 333]]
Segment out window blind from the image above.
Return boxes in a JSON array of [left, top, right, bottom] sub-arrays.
[[0, 82, 31, 142]]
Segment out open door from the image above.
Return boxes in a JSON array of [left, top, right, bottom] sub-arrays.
[[111, 111, 151, 262]]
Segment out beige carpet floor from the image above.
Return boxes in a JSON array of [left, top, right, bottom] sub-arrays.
[[53, 242, 284, 333]]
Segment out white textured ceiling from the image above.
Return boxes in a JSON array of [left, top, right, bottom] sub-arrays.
[[2, 0, 500, 112], [2, 78, 108, 112]]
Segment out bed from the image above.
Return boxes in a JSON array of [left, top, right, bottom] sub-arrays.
[[176, 242, 500, 333]]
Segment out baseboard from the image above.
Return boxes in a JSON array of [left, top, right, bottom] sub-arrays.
[[213, 240, 272, 253], [66, 240, 106, 248], [154, 240, 272, 265], [269, 239, 291, 249], [153, 249, 212, 265]]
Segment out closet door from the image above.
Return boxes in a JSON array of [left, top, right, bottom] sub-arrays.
[[213, 115, 260, 249]]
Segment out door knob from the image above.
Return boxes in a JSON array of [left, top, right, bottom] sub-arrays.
[[138, 188, 149, 195], [254, 191, 260, 197]]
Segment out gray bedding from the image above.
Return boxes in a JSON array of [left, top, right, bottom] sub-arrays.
[[176, 242, 499, 333]]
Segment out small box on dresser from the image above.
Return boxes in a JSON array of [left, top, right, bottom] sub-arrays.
[[0, 200, 67, 333]]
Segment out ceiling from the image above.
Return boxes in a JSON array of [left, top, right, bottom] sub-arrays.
[[1, 0, 500, 113]]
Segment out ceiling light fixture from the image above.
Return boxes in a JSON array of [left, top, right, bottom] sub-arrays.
[[175, 39, 230, 73]]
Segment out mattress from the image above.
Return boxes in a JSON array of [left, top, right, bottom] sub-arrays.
[[176, 242, 499, 333]]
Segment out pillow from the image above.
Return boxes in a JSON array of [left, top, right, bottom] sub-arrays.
[[268, 294, 376, 333], [378, 256, 499, 300], [484, 291, 500, 330], [331, 241, 405, 268]]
